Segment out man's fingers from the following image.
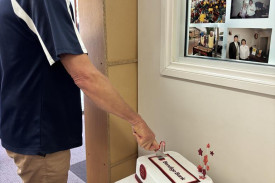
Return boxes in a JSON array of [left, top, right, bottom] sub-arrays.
[[140, 141, 150, 149], [152, 140, 159, 150], [132, 122, 158, 151], [131, 126, 136, 133], [132, 132, 141, 138], [133, 133, 142, 144], [144, 143, 152, 151], [142, 139, 158, 151], [147, 140, 159, 151], [133, 133, 148, 148], [132, 132, 138, 138], [149, 144, 157, 151]]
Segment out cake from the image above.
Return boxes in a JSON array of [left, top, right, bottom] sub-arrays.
[[135, 151, 213, 183]]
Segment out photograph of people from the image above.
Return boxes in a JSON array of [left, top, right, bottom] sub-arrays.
[[199, 32, 206, 47], [188, 27, 223, 58], [230, 0, 270, 19], [229, 35, 240, 60], [239, 2, 248, 18], [208, 31, 215, 49], [226, 28, 272, 63], [190, 0, 226, 23], [247, 0, 256, 17], [240, 39, 250, 60]]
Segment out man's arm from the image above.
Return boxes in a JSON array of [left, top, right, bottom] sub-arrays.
[[60, 54, 159, 151]]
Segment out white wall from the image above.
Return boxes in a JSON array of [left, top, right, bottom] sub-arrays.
[[138, 0, 275, 183]]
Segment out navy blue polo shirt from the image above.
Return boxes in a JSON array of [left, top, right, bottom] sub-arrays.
[[0, 0, 87, 155]]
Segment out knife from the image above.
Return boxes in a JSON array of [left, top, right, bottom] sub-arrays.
[[156, 141, 167, 160]]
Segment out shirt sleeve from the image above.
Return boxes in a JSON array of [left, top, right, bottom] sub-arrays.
[[12, 0, 87, 65]]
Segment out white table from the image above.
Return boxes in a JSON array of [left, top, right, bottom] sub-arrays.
[[116, 174, 136, 183]]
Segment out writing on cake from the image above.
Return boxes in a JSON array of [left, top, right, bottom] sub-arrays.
[[163, 160, 185, 180]]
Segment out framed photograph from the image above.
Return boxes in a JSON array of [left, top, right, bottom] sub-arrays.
[[159, 0, 275, 95], [230, 0, 270, 19], [188, 27, 223, 58], [190, 0, 227, 23], [183, 0, 274, 65], [226, 28, 272, 63]]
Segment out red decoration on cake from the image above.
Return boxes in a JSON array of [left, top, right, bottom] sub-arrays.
[[203, 155, 208, 165], [202, 169, 206, 177], [140, 164, 147, 180], [197, 143, 215, 180], [210, 151, 214, 156], [197, 165, 203, 172], [199, 176, 206, 180], [198, 148, 203, 156]]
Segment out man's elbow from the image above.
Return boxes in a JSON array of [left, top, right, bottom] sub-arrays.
[[71, 71, 95, 90]]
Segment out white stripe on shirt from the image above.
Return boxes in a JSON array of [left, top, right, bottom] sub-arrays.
[[65, 0, 87, 53], [11, 0, 55, 65]]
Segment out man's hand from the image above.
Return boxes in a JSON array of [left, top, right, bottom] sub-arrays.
[[132, 121, 159, 151]]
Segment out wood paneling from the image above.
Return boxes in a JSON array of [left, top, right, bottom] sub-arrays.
[[110, 158, 137, 182], [79, 0, 138, 182], [108, 63, 138, 111], [105, 0, 138, 62], [79, 0, 109, 182]]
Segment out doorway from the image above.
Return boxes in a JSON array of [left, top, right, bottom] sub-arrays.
[[259, 37, 268, 55]]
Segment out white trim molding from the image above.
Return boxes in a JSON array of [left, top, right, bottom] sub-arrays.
[[160, 0, 275, 96]]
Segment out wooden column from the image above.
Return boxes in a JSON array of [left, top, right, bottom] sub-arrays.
[[78, 0, 138, 182]]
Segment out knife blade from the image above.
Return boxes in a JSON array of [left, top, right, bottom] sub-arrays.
[[156, 150, 167, 159]]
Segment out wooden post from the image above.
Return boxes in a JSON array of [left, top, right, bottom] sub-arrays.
[[78, 0, 138, 182]]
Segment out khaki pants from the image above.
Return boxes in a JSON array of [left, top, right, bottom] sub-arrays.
[[6, 149, 71, 183]]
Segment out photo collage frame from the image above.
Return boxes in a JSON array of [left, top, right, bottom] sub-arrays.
[[185, 0, 274, 65]]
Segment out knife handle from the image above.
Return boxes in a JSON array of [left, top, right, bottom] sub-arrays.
[[159, 141, 166, 153]]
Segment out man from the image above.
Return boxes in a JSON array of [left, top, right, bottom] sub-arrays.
[[200, 32, 206, 47], [247, 0, 256, 18], [229, 35, 240, 59], [0, 0, 159, 182], [208, 31, 215, 49]]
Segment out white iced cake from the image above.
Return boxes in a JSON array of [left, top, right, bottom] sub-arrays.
[[135, 151, 213, 183]]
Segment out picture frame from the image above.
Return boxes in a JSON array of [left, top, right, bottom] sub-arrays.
[[185, 0, 274, 65], [160, 0, 275, 96]]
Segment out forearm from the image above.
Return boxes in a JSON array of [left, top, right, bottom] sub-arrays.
[[61, 54, 142, 125], [82, 70, 142, 125]]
